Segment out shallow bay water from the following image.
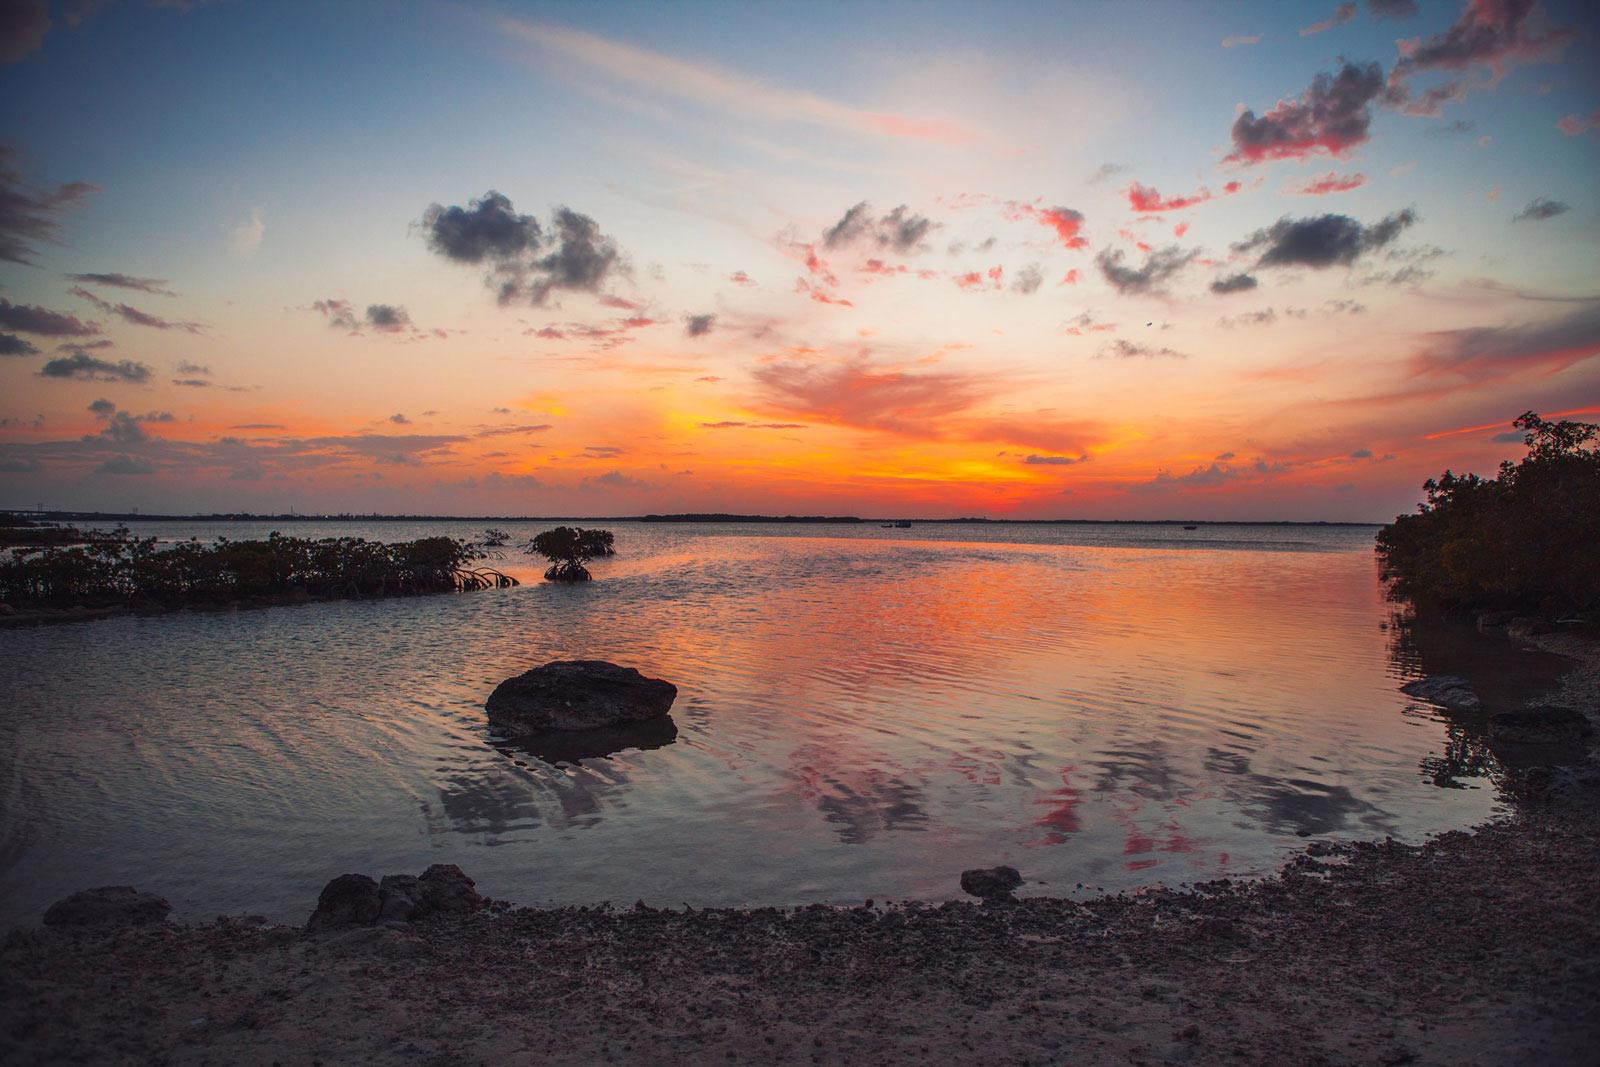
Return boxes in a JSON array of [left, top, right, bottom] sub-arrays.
[[0, 521, 1568, 924]]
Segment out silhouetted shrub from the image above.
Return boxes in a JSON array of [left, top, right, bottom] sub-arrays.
[[0, 532, 516, 607], [1376, 412, 1600, 613], [525, 526, 615, 582]]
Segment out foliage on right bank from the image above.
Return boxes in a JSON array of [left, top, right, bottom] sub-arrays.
[[1375, 412, 1600, 613]]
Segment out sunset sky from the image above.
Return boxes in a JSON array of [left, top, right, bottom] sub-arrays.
[[1, 0, 1596, 520]]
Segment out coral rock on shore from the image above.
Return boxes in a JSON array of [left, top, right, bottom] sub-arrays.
[[1400, 675, 1481, 712], [1490, 706, 1595, 746], [960, 866, 1023, 901], [42, 886, 171, 929], [307, 866, 484, 932], [486, 660, 677, 733]]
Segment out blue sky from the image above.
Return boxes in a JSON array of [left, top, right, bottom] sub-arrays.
[[1, 1, 1597, 518]]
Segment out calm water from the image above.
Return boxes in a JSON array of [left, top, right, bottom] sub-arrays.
[[0, 521, 1569, 924]]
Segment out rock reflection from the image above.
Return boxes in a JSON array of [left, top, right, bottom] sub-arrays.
[[790, 745, 930, 844], [490, 715, 679, 767], [1241, 778, 1388, 837]]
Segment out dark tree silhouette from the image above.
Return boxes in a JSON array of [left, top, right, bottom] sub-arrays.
[[1376, 412, 1600, 612], [526, 526, 615, 582]]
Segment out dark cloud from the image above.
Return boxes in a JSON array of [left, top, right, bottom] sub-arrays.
[[1102, 339, 1189, 359], [65, 272, 175, 296], [1393, 0, 1577, 79], [1350, 448, 1374, 458], [69, 286, 203, 332], [0, 332, 39, 356], [1227, 61, 1384, 164], [474, 424, 553, 438], [38, 350, 152, 382], [1219, 309, 1278, 328], [422, 193, 623, 306], [0, 147, 99, 263], [1427, 119, 1476, 136], [1088, 163, 1126, 184], [171, 378, 209, 387], [523, 207, 621, 305], [0, 1, 49, 64], [0, 298, 99, 336], [0, 455, 42, 472], [1024, 454, 1088, 465], [1094, 245, 1196, 295], [388, 413, 411, 425], [698, 421, 807, 430], [1409, 299, 1600, 379], [1211, 273, 1259, 294], [821, 202, 937, 254], [312, 298, 358, 330], [1367, 0, 1417, 20], [1513, 197, 1568, 222], [1011, 264, 1044, 295], [684, 313, 716, 337], [1234, 209, 1417, 269], [365, 304, 411, 332], [87, 398, 115, 416], [96, 454, 156, 475], [175, 360, 208, 375], [83, 408, 172, 446], [420, 190, 541, 264]]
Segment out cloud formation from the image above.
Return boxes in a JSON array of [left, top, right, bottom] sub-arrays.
[[1284, 172, 1367, 196], [1512, 197, 1568, 222], [1006, 203, 1088, 249], [1126, 180, 1241, 213], [1211, 273, 1259, 294], [1234, 209, 1417, 269], [69, 286, 203, 332], [1300, 4, 1356, 37], [822, 202, 936, 253], [1558, 110, 1599, 135], [1410, 299, 1600, 379], [0, 147, 100, 264], [0, 332, 40, 356], [0, 298, 99, 336], [1095, 245, 1196, 295], [421, 193, 623, 306], [1227, 61, 1384, 164], [39, 350, 152, 382], [683, 313, 716, 337], [1102, 339, 1189, 359], [65, 272, 175, 295], [1393, 0, 1578, 81]]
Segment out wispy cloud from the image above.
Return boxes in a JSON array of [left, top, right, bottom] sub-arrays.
[[499, 19, 974, 144]]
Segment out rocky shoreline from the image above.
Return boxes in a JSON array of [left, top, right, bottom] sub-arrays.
[[4, 634, 1597, 1066]]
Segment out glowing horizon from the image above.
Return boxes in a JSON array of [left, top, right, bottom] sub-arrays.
[[1, 0, 1596, 521]]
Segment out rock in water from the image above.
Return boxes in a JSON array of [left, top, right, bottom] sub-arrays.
[[1489, 706, 1594, 746], [961, 866, 1024, 901], [306, 873, 382, 931], [1400, 676, 1481, 712], [43, 886, 171, 929], [486, 660, 677, 733]]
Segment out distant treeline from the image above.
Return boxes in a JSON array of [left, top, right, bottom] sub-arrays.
[[1377, 412, 1600, 614], [0, 530, 515, 611], [640, 514, 868, 523]]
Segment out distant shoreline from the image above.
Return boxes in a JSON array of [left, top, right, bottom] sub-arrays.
[[2, 509, 1384, 528]]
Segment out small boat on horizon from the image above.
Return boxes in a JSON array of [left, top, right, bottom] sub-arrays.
[[1183, 525, 1198, 530]]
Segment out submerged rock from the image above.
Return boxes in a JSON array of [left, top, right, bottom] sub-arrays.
[[43, 886, 171, 929], [1489, 706, 1594, 746], [1400, 676, 1481, 712], [306, 874, 382, 932], [961, 866, 1024, 901], [486, 660, 678, 733]]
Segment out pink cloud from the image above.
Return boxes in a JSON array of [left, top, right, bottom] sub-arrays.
[[1284, 171, 1368, 195], [1557, 109, 1599, 135]]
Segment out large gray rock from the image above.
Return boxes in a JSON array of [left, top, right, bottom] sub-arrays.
[[960, 866, 1023, 901], [486, 660, 677, 733], [1400, 676, 1481, 712], [43, 886, 171, 929], [1489, 706, 1594, 746], [306, 873, 382, 932]]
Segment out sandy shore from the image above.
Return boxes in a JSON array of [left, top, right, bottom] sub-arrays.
[[4, 635, 1597, 1067]]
